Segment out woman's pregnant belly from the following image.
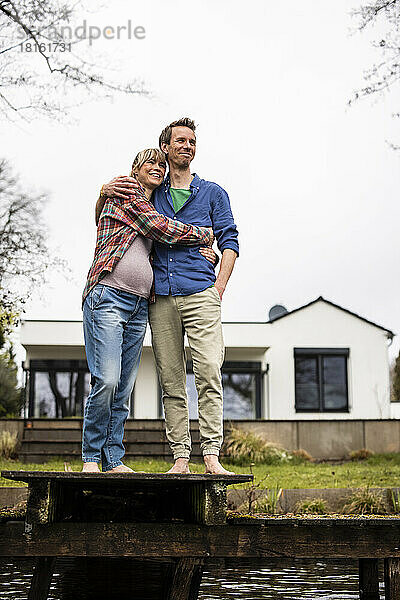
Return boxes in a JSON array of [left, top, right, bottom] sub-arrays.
[[101, 235, 153, 299]]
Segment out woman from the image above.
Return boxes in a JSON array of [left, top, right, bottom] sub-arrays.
[[82, 148, 215, 473]]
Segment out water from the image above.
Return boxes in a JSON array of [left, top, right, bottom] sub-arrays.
[[200, 559, 385, 599], [0, 558, 385, 599]]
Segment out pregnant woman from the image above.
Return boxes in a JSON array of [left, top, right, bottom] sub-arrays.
[[82, 148, 214, 473]]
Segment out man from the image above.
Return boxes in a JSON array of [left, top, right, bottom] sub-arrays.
[[100, 118, 239, 474]]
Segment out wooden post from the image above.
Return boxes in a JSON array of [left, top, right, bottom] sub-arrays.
[[25, 481, 60, 531], [359, 558, 380, 599], [167, 558, 204, 600], [384, 557, 400, 600], [28, 557, 56, 600], [188, 482, 227, 525], [204, 482, 227, 525]]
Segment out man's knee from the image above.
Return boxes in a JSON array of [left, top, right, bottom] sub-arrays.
[[162, 387, 188, 403], [194, 361, 223, 385]]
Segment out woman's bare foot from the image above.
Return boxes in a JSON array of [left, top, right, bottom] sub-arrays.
[[82, 462, 100, 473], [165, 458, 190, 474], [106, 464, 134, 473], [204, 455, 235, 475]]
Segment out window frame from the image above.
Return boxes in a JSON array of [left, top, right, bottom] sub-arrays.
[[294, 348, 350, 413], [186, 360, 263, 419]]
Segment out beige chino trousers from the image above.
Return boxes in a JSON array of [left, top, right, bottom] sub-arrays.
[[149, 286, 225, 460]]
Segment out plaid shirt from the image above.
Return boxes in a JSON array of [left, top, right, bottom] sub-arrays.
[[82, 181, 212, 306]]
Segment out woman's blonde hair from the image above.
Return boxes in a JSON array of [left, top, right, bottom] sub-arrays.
[[130, 148, 166, 177]]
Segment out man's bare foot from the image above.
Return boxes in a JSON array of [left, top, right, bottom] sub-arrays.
[[204, 455, 235, 475], [106, 464, 134, 473], [165, 458, 190, 474], [82, 462, 100, 473]]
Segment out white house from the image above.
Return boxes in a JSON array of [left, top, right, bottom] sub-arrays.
[[20, 297, 398, 421]]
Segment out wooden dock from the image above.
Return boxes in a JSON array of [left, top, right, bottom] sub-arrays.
[[1, 470, 400, 600]]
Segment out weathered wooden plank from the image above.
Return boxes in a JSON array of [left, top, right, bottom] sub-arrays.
[[24, 429, 83, 441], [167, 558, 204, 600], [384, 557, 400, 600], [27, 557, 56, 600], [25, 420, 82, 430], [2, 472, 250, 527], [187, 561, 204, 600], [2, 520, 400, 559], [23, 429, 177, 442], [22, 441, 83, 453], [1, 471, 251, 484], [23, 418, 203, 431], [359, 558, 380, 599]]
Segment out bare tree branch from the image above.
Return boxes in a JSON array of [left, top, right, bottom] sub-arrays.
[[0, 158, 67, 312], [350, 0, 400, 102], [350, 0, 398, 30], [0, 0, 148, 121], [350, 0, 400, 148]]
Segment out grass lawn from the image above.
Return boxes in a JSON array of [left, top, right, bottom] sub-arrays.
[[1, 454, 400, 489]]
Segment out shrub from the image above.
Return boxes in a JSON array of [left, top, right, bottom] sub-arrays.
[[224, 427, 291, 465], [349, 448, 374, 461], [392, 351, 400, 403], [294, 498, 328, 515], [0, 430, 19, 459], [254, 486, 283, 515], [342, 487, 387, 515], [0, 356, 23, 417], [291, 449, 313, 462]]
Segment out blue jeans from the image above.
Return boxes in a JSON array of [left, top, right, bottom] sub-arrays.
[[82, 284, 148, 471]]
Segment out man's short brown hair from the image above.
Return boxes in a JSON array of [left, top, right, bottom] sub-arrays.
[[159, 117, 196, 149]]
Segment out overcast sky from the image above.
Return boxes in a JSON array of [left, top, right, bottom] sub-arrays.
[[3, 0, 400, 358]]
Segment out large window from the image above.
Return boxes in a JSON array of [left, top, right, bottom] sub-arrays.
[[186, 361, 263, 419], [27, 360, 137, 418], [294, 348, 349, 412], [27, 360, 90, 418]]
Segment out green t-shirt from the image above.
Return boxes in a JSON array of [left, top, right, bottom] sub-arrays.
[[170, 188, 191, 213]]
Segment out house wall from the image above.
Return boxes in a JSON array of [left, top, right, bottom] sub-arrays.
[[265, 302, 392, 420], [20, 301, 394, 422], [21, 320, 85, 348], [391, 403, 400, 419]]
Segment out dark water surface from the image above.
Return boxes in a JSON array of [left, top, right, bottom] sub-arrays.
[[0, 558, 385, 599]]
